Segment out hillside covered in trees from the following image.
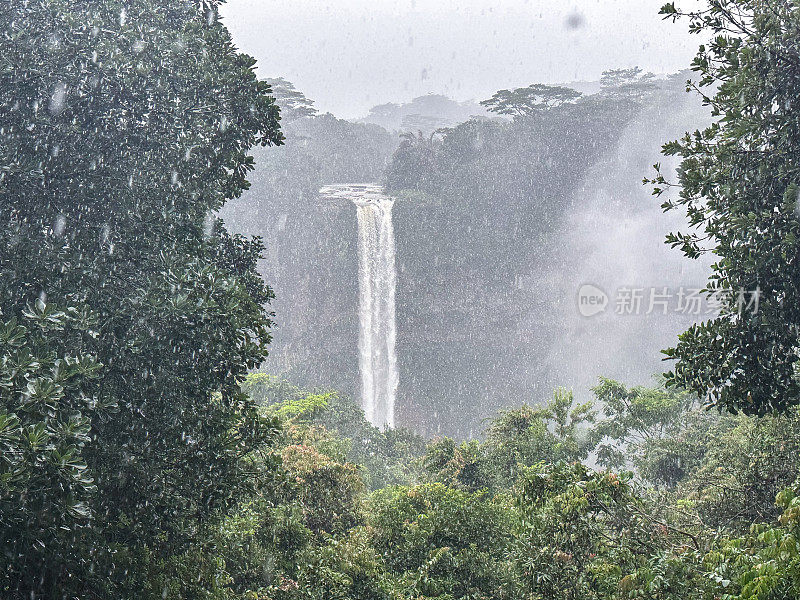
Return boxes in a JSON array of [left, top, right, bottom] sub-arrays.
[[224, 68, 711, 437], [4, 1, 800, 599]]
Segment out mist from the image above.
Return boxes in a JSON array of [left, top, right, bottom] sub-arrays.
[[220, 0, 704, 118], [219, 68, 714, 437]]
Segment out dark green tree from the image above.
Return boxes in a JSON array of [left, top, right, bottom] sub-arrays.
[[591, 379, 696, 478], [368, 483, 515, 599], [511, 462, 653, 600], [480, 84, 582, 118], [0, 0, 282, 596], [263, 76, 318, 123], [482, 390, 595, 488], [651, 1, 800, 413], [383, 130, 443, 192], [0, 302, 104, 595]]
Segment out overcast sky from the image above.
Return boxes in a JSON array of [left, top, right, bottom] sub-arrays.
[[220, 0, 703, 119]]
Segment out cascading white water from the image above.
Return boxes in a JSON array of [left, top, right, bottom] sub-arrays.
[[319, 184, 398, 429]]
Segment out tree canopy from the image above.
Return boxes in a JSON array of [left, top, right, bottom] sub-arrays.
[[263, 76, 318, 123], [480, 83, 583, 118]]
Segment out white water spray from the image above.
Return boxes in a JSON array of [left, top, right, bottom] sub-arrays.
[[319, 184, 398, 429]]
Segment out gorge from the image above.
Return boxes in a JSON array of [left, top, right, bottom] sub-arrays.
[[220, 73, 711, 438]]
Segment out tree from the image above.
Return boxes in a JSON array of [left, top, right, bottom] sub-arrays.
[[599, 66, 656, 99], [263, 77, 318, 123], [244, 375, 425, 490], [650, 1, 800, 414], [383, 131, 443, 192], [422, 437, 486, 491], [676, 407, 800, 530], [0, 0, 282, 596], [480, 84, 582, 118], [368, 483, 515, 599], [280, 444, 364, 536], [399, 112, 451, 134], [591, 379, 700, 484], [482, 389, 595, 488], [364, 102, 402, 130], [511, 462, 655, 600]]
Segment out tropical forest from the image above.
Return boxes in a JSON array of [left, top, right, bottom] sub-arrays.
[[4, 1, 800, 599]]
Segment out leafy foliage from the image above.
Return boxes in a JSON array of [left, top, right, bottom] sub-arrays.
[[263, 77, 318, 123], [651, 1, 800, 413], [0, 303, 103, 594], [591, 378, 698, 482], [369, 483, 515, 599], [420, 389, 594, 491], [511, 462, 651, 600], [0, 0, 282, 596], [245, 374, 426, 490]]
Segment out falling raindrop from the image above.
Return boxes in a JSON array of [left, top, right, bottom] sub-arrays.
[[49, 82, 68, 116], [54, 214, 66, 237], [203, 213, 215, 238]]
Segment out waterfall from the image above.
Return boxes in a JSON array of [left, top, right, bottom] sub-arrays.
[[319, 184, 398, 429]]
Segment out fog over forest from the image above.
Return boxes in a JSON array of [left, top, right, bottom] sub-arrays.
[[221, 0, 704, 117], [5, 2, 800, 599]]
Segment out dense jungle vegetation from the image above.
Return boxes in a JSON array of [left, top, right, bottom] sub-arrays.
[[4, 0, 800, 599]]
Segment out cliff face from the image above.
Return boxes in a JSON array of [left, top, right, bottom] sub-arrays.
[[263, 195, 361, 398], [223, 78, 713, 439]]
